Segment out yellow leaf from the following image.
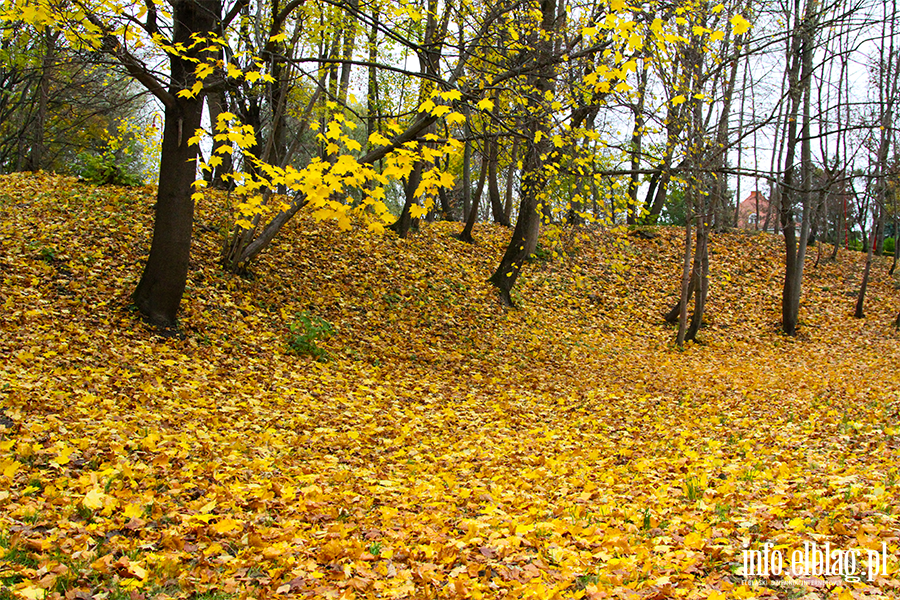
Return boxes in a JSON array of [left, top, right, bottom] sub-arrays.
[[476, 98, 494, 112], [0, 460, 19, 479], [409, 204, 428, 219], [431, 105, 451, 117], [54, 445, 74, 465], [730, 14, 751, 35], [213, 517, 241, 534], [83, 488, 106, 510], [13, 585, 46, 600], [446, 112, 466, 126], [127, 563, 148, 580]]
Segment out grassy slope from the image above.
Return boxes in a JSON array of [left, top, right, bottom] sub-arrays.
[[1, 172, 900, 600]]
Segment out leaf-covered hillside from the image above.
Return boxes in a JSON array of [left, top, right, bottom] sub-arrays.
[[1, 173, 900, 600]]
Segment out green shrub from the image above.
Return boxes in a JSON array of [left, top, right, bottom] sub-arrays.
[[883, 237, 895, 256], [287, 312, 333, 360], [75, 148, 143, 187]]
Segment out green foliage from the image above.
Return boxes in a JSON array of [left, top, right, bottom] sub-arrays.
[[529, 241, 553, 262], [74, 147, 144, 187], [658, 187, 688, 226], [287, 311, 334, 360], [883, 237, 894, 255]]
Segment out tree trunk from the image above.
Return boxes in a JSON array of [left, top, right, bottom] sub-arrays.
[[489, 0, 555, 305], [133, 0, 219, 327], [337, 0, 359, 106], [205, 88, 233, 188], [779, 0, 816, 336], [626, 58, 647, 225], [27, 31, 55, 172], [390, 163, 423, 238], [459, 137, 489, 243], [503, 133, 519, 223], [855, 225, 877, 318], [487, 137, 508, 226], [366, 11, 380, 143], [675, 214, 693, 346], [685, 220, 709, 341]]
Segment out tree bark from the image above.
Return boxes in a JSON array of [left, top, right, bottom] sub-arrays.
[[458, 137, 489, 242], [133, 0, 220, 327], [489, 0, 556, 305], [487, 136, 509, 226]]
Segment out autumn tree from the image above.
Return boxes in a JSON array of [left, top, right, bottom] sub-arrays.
[[0, 21, 145, 176], [855, 0, 898, 318]]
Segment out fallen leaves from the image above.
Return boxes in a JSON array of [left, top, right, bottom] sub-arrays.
[[1, 173, 900, 599]]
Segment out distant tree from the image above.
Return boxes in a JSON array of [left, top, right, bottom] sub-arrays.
[[0, 23, 145, 176]]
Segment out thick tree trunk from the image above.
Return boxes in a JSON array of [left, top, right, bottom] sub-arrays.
[[133, 0, 219, 327], [134, 99, 205, 326], [390, 163, 422, 238]]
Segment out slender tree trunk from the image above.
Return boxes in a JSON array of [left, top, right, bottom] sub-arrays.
[[461, 136, 472, 222], [489, 0, 556, 305], [626, 58, 647, 225], [503, 132, 519, 223], [205, 88, 233, 188], [26, 31, 56, 171], [459, 137, 489, 242], [337, 0, 359, 106], [676, 214, 693, 346], [855, 220, 878, 318], [685, 219, 709, 341], [366, 11, 380, 142], [487, 136, 508, 226], [779, 0, 816, 336]]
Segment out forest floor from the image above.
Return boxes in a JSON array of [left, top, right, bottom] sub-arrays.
[[2, 172, 900, 600]]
